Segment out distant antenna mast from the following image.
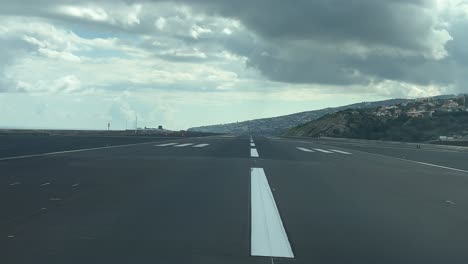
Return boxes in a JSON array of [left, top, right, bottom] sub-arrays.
[[135, 115, 138, 134], [107, 122, 110, 131]]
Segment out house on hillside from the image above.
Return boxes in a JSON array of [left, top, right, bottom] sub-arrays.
[[407, 110, 434, 118], [442, 100, 460, 111]]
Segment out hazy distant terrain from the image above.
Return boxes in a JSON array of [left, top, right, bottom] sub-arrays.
[[188, 99, 412, 135]]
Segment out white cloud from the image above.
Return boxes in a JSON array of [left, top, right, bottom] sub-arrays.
[[0, 1, 467, 130], [57, 5, 110, 22], [55, 3, 144, 27]]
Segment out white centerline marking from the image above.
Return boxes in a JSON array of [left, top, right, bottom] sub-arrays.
[[251, 148, 259, 158], [72, 183, 80, 187], [313, 148, 334, 153], [193, 143, 210, 148], [329, 149, 352, 155], [155, 143, 178, 147], [296, 147, 314, 152], [250, 168, 294, 258], [174, 143, 194, 147], [9, 182, 21, 186], [251, 143, 256, 147], [40, 182, 51, 187]]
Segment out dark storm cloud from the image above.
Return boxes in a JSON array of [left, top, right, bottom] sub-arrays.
[[155, 0, 461, 88], [185, 0, 433, 50], [1, 0, 466, 91]]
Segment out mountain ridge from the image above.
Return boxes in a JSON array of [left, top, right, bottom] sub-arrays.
[[188, 98, 416, 135]]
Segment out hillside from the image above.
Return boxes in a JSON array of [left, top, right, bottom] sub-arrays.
[[188, 98, 412, 135], [284, 95, 468, 142]]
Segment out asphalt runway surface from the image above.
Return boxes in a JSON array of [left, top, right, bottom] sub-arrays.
[[2, 135, 468, 264]]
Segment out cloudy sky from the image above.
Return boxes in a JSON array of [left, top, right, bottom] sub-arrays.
[[1, 0, 467, 130]]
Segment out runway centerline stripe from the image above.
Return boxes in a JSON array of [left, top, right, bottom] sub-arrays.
[[250, 168, 294, 258], [174, 143, 194, 147], [155, 143, 179, 147], [192, 143, 210, 148], [251, 148, 259, 158], [329, 149, 352, 154], [296, 147, 315, 152], [313, 148, 334, 153], [251, 143, 256, 147], [40, 182, 51, 187]]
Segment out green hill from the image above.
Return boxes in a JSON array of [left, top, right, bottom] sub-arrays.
[[284, 108, 468, 142]]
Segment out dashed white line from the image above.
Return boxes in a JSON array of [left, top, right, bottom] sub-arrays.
[[7, 235, 14, 238], [9, 182, 21, 186], [40, 182, 51, 187], [329, 149, 352, 155], [250, 168, 294, 258], [193, 143, 210, 148], [251, 143, 256, 147], [313, 148, 334, 153], [72, 183, 80, 187], [49, 198, 62, 201], [296, 147, 315, 152], [174, 143, 194, 147], [251, 148, 259, 158], [155, 143, 179, 147]]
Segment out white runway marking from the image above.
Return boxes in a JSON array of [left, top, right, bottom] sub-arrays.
[[296, 147, 315, 152], [193, 143, 210, 148], [250, 168, 294, 258], [40, 182, 51, 187], [251, 148, 259, 157], [330, 149, 352, 155], [251, 143, 255, 147], [9, 182, 21, 186], [72, 183, 80, 187], [155, 143, 179, 147], [313, 148, 334, 153], [0, 141, 164, 161], [323, 146, 468, 174], [412, 161, 468, 174], [174, 143, 194, 147]]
